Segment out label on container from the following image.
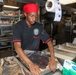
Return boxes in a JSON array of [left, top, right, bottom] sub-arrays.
[[63, 59, 71, 70]]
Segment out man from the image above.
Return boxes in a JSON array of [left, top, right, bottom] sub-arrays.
[[13, 3, 56, 75]]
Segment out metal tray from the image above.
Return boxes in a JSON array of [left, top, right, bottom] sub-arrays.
[[62, 42, 76, 49], [54, 45, 76, 53], [17, 50, 62, 75], [54, 45, 76, 60], [17, 50, 51, 75], [54, 48, 75, 57], [55, 49, 76, 60]]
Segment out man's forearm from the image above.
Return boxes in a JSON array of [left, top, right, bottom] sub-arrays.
[[47, 41, 55, 58], [14, 43, 33, 66]]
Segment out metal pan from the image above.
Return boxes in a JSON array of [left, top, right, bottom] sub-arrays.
[[54, 45, 76, 53], [62, 42, 76, 49]]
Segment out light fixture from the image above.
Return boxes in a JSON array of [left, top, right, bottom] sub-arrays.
[[59, 0, 76, 5], [74, 12, 76, 14], [3, 5, 19, 9]]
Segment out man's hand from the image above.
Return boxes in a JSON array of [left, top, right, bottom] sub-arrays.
[[48, 57, 57, 72], [28, 62, 41, 75]]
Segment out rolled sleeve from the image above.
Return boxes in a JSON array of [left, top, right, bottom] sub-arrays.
[[12, 23, 21, 42]]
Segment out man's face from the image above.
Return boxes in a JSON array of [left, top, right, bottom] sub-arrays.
[[25, 12, 38, 25]]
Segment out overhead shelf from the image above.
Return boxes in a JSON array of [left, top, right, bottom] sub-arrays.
[[0, 24, 12, 26], [0, 15, 15, 19]]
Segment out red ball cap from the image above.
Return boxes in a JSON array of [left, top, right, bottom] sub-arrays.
[[23, 3, 39, 13]]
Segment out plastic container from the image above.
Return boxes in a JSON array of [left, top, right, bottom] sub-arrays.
[[62, 59, 76, 75]]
